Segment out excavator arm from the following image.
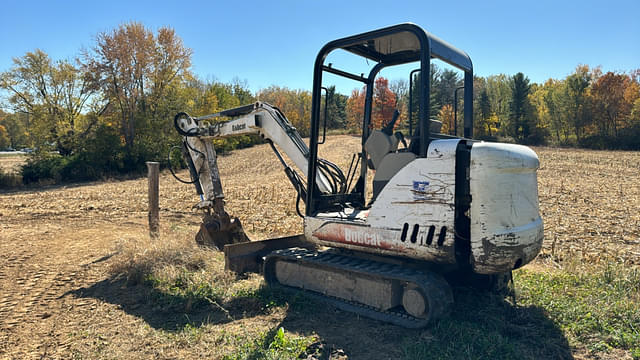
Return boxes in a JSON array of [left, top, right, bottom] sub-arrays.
[[173, 102, 345, 249]]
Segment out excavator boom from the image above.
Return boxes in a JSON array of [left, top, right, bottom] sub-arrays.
[[174, 102, 343, 248]]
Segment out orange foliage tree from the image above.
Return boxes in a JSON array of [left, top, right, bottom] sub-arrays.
[[346, 89, 365, 131], [257, 86, 312, 136], [591, 72, 638, 137], [372, 77, 397, 129], [346, 77, 398, 132]]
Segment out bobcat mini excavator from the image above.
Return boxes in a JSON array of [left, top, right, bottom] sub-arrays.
[[172, 23, 543, 328]]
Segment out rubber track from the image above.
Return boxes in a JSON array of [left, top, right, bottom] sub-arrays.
[[264, 248, 453, 328]]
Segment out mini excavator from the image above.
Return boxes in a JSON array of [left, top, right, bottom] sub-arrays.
[[172, 24, 543, 327]]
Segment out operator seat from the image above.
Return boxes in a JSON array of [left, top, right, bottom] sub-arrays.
[[370, 118, 443, 201]]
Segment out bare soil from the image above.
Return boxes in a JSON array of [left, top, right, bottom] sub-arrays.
[[0, 136, 638, 359]]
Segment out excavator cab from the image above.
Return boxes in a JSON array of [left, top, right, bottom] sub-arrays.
[[306, 23, 474, 215]]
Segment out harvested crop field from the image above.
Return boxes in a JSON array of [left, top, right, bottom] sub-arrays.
[[0, 154, 26, 174], [0, 135, 639, 359]]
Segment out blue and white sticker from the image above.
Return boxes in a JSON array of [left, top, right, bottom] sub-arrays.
[[412, 181, 430, 200]]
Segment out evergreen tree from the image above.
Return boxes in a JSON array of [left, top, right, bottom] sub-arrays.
[[323, 85, 347, 129], [509, 72, 531, 141], [478, 89, 493, 136]]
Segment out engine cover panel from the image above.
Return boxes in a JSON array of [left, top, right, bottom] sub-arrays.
[[469, 142, 544, 274]]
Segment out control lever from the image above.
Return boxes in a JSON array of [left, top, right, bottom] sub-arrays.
[[382, 109, 400, 136]]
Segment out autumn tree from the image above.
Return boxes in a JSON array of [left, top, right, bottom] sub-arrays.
[[0, 49, 95, 154], [346, 88, 365, 132], [438, 104, 454, 135], [591, 72, 634, 137], [628, 80, 640, 126], [372, 77, 397, 129], [82, 22, 192, 149], [257, 86, 312, 136]]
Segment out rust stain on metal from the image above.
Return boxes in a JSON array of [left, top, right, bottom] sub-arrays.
[[312, 223, 406, 252]]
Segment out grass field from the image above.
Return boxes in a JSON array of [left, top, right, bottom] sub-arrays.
[[0, 136, 638, 359]]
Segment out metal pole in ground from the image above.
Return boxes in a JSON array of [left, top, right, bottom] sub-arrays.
[[146, 161, 160, 238]]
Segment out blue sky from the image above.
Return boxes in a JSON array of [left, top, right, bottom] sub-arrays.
[[1, 0, 638, 95]]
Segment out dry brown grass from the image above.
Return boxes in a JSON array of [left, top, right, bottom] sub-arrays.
[[535, 146, 640, 267], [0, 136, 639, 359], [110, 230, 223, 285], [0, 153, 26, 173]]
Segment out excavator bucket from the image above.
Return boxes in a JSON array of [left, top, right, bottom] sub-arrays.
[[195, 213, 250, 251]]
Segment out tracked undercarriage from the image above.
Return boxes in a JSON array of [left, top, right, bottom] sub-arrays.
[[264, 248, 453, 327]]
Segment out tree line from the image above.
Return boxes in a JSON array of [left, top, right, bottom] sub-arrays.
[[0, 22, 638, 185]]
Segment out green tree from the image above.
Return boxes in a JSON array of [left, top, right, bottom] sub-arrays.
[[563, 65, 592, 141], [0, 112, 28, 149], [0, 125, 10, 149], [322, 85, 347, 129], [485, 74, 512, 136], [408, 66, 441, 125], [475, 89, 493, 137], [433, 69, 461, 110], [0, 49, 95, 154], [540, 79, 569, 143], [479, 89, 491, 123], [231, 78, 255, 105], [630, 97, 640, 126], [509, 72, 531, 141]]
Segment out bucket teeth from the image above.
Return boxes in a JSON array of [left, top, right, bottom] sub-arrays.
[[196, 214, 249, 250]]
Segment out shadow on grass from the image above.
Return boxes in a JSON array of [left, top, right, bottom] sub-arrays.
[[69, 277, 572, 359], [66, 276, 284, 332], [273, 286, 574, 360]]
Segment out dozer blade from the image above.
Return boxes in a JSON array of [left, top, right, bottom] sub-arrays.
[[195, 214, 250, 251], [223, 234, 316, 274]]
